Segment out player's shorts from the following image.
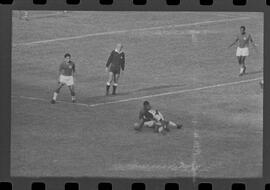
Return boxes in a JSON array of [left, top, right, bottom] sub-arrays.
[[236, 47, 249, 57], [109, 67, 121, 74], [59, 75, 74, 86]]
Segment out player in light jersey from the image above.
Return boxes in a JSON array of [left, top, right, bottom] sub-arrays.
[[51, 53, 76, 104], [134, 101, 182, 134], [229, 26, 257, 76]]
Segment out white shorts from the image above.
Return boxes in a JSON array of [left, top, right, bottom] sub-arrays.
[[236, 47, 249, 57], [59, 75, 74, 86]]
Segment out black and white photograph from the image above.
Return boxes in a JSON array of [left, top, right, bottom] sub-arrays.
[[11, 11, 263, 178]]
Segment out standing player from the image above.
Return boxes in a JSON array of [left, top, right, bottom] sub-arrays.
[[134, 101, 182, 134], [229, 26, 257, 76], [105, 43, 125, 95], [51, 53, 76, 104]]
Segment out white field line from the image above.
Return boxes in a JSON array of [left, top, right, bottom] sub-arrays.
[[191, 129, 201, 183], [110, 162, 194, 172], [12, 77, 262, 108], [13, 17, 250, 46]]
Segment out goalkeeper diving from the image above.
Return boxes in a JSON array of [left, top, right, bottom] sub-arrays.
[[134, 101, 183, 134]]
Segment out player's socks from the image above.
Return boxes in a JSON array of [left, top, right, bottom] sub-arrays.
[[239, 67, 244, 76], [112, 85, 117, 95], [53, 92, 58, 101], [106, 85, 110, 95], [51, 92, 58, 104], [243, 66, 246, 74], [71, 96, 76, 103]]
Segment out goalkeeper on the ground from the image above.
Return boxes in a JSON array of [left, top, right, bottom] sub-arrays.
[[134, 101, 182, 134]]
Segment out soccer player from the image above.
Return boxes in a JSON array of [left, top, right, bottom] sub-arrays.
[[229, 26, 257, 76], [51, 53, 76, 104], [20, 11, 29, 21], [134, 101, 182, 134], [105, 43, 125, 95]]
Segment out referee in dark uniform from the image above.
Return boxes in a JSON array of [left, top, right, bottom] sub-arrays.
[[105, 43, 125, 95]]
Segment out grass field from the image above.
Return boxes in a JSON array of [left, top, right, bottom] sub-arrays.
[[11, 11, 263, 178]]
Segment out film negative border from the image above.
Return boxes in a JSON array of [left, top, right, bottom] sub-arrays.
[[0, 0, 269, 6], [0, 0, 269, 190]]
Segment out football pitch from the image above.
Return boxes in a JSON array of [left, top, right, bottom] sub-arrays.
[[11, 11, 263, 178]]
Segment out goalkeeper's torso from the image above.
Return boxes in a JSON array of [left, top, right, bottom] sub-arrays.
[[139, 109, 164, 122]]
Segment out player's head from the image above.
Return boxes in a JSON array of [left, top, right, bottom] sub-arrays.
[[115, 43, 123, 52], [240, 26, 246, 33], [143, 101, 151, 110], [64, 53, 71, 62]]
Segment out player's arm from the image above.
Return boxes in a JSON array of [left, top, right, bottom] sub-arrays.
[[249, 34, 257, 49], [106, 51, 113, 72], [121, 53, 125, 71], [228, 36, 239, 48], [57, 64, 63, 83], [72, 63, 76, 76], [135, 110, 146, 130]]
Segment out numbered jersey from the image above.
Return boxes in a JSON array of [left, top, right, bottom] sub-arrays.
[[139, 109, 164, 122], [238, 33, 251, 48]]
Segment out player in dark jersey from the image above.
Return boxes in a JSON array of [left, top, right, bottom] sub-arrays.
[[51, 53, 76, 104], [229, 26, 257, 76], [105, 43, 125, 95], [134, 101, 182, 134]]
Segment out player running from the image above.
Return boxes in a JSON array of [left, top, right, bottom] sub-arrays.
[[134, 101, 182, 134], [51, 53, 76, 104], [228, 26, 257, 76], [105, 43, 125, 95]]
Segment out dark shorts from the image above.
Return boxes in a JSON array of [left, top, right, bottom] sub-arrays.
[[109, 67, 120, 74]]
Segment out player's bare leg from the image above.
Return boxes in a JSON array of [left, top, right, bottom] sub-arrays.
[[68, 85, 76, 103], [161, 120, 182, 132], [51, 83, 64, 104], [242, 56, 247, 74], [106, 72, 114, 95], [237, 56, 243, 76], [112, 74, 120, 95], [238, 56, 245, 76]]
